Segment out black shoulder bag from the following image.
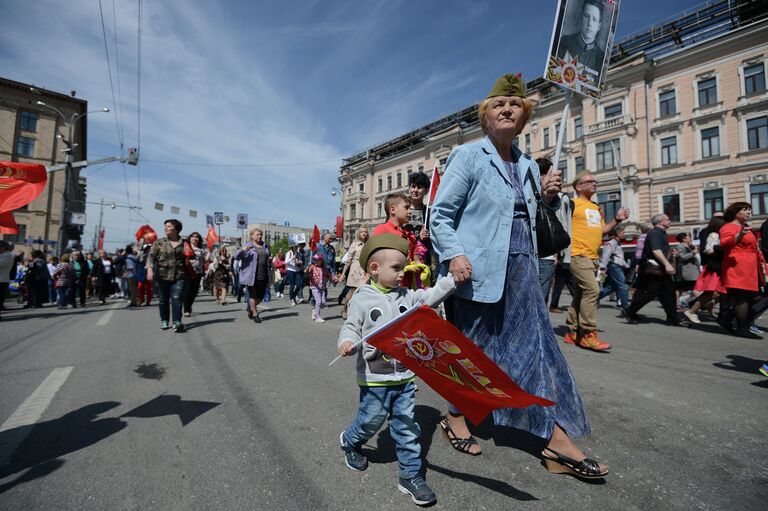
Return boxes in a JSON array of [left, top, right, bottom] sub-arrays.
[[524, 167, 570, 258]]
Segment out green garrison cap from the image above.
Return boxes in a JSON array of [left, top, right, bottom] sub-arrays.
[[486, 73, 526, 99], [359, 233, 409, 270]]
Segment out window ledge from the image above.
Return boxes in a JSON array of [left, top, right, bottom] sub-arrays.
[[737, 147, 768, 158], [692, 155, 729, 165], [658, 162, 685, 170]]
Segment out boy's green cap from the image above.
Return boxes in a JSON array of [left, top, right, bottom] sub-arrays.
[[359, 233, 409, 270], [486, 73, 526, 99]]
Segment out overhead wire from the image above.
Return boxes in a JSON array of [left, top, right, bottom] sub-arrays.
[[97, 0, 125, 151], [141, 157, 343, 168], [137, 0, 143, 208]]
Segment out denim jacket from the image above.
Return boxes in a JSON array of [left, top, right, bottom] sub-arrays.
[[429, 136, 559, 303]]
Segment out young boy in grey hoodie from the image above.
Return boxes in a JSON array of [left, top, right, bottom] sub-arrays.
[[337, 233, 455, 506]]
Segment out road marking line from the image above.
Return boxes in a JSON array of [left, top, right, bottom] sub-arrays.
[[96, 304, 121, 325], [0, 366, 74, 465]]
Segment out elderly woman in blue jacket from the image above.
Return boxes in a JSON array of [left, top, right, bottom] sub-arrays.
[[430, 73, 607, 480]]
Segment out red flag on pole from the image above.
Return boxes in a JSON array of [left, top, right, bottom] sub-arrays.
[[427, 164, 441, 206], [365, 305, 554, 426], [206, 225, 219, 250], [135, 224, 158, 243], [0, 162, 48, 234], [335, 216, 344, 239], [97, 229, 105, 250], [310, 225, 321, 252]]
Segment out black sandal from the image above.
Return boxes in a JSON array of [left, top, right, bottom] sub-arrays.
[[541, 448, 608, 479], [439, 417, 481, 456]]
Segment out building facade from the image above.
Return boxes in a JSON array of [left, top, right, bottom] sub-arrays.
[[0, 77, 88, 254], [245, 222, 313, 246], [339, 1, 768, 247]]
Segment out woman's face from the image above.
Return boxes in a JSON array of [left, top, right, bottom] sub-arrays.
[[736, 208, 752, 223], [251, 230, 263, 243], [485, 96, 526, 140], [190, 234, 201, 246], [359, 228, 369, 242], [164, 222, 178, 237]]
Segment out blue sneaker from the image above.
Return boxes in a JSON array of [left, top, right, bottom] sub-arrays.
[[759, 364, 768, 378], [339, 431, 367, 471], [398, 475, 436, 506]]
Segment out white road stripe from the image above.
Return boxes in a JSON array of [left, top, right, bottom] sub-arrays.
[[0, 366, 74, 465], [96, 304, 121, 325]]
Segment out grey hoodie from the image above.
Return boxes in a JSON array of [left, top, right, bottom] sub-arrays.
[[338, 275, 456, 386]]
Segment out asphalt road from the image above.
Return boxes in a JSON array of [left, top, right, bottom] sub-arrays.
[[0, 287, 766, 510]]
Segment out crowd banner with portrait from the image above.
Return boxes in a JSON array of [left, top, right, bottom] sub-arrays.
[[544, 0, 621, 167]]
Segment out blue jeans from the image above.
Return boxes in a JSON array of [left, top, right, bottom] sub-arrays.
[[155, 278, 184, 323], [599, 262, 629, 309], [57, 286, 71, 307], [538, 259, 555, 306], [48, 280, 57, 303], [343, 382, 421, 478], [287, 270, 302, 301]]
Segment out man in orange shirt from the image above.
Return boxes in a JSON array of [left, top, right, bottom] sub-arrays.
[[565, 171, 629, 351]]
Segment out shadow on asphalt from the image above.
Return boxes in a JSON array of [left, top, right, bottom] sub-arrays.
[[0, 307, 116, 322], [713, 355, 764, 374], [121, 394, 220, 426], [260, 312, 299, 321], [184, 318, 236, 330], [0, 402, 126, 493]]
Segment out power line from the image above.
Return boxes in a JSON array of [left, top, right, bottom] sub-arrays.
[[98, 0, 125, 150], [141, 157, 342, 168], [111, 0, 126, 151], [137, 0, 143, 208]]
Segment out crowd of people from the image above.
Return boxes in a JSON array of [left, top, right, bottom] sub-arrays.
[[2, 72, 767, 507]]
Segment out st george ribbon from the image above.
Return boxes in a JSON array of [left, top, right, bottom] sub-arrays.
[[0, 162, 48, 234], [334, 305, 554, 426]]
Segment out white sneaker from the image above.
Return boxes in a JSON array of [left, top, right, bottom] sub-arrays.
[[311, 310, 317, 320], [314, 317, 325, 323], [683, 310, 701, 324]]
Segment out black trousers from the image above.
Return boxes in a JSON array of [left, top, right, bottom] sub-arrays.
[[183, 274, 203, 313], [627, 274, 678, 321], [550, 262, 575, 308]]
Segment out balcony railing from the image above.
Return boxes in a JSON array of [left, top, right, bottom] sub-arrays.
[[588, 114, 634, 135], [347, 191, 369, 202]]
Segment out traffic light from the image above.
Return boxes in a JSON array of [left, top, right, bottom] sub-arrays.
[[127, 147, 139, 165]]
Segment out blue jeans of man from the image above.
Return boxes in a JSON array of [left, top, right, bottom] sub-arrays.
[[599, 262, 629, 309], [155, 278, 184, 323], [538, 259, 556, 306], [343, 381, 421, 479]]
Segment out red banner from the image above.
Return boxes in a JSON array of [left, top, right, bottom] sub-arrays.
[[365, 305, 554, 425], [97, 229, 105, 250], [335, 216, 344, 239], [0, 161, 48, 234]]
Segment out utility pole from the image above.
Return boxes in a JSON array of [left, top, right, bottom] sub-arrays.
[[57, 121, 74, 255]]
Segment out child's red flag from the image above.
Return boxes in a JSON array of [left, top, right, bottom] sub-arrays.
[[206, 226, 219, 249], [428, 165, 441, 206], [365, 305, 554, 426], [310, 225, 321, 252]]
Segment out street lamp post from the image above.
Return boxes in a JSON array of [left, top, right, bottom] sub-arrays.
[[331, 186, 343, 243], [36, 100, 109, 254]]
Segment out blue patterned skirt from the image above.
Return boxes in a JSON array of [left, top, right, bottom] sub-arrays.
[[447, 252, 591, 439]]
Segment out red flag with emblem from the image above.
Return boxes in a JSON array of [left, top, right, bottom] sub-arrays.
[[97, 229, 105, 250], [135, 224, 158, 243], [310, 224, 321, 252], [365, 305, 554, 426], [206, 226, 219, 250], [0, 162, 48, 234]]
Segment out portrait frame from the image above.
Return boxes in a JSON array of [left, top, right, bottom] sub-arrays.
[[544, 0, 621, 99]]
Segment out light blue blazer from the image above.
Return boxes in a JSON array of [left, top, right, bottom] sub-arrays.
[[429, 136, 559, 303]]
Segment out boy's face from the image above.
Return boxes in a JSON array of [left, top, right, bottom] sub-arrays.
[[389, 199, 411, 226], [369, 249, 406, 288]]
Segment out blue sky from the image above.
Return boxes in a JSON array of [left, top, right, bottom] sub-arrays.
[[0, 0, 699, 250]]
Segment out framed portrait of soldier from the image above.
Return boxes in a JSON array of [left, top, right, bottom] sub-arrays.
[[544, 0, 620, 98]]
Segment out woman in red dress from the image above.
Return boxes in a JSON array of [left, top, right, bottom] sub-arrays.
[[719, 202, 765, 338]]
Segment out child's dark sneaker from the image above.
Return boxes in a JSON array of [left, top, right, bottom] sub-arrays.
[[339, 431, 367, 471], [398, 475, 436, 506]]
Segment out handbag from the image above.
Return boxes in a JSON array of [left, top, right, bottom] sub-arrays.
[[525, 168, 570, 258]]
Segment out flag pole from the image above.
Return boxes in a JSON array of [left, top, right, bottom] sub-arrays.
[[551, 89, 572, 177], [424, 164, 439, 229]]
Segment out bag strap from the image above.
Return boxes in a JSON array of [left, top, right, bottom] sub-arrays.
[[524, 167, 542, 203]]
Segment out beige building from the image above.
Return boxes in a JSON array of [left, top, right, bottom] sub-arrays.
[[245, 222, 313, 246], [0, 77, 88, 254], [339, 2, 768, 246]]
